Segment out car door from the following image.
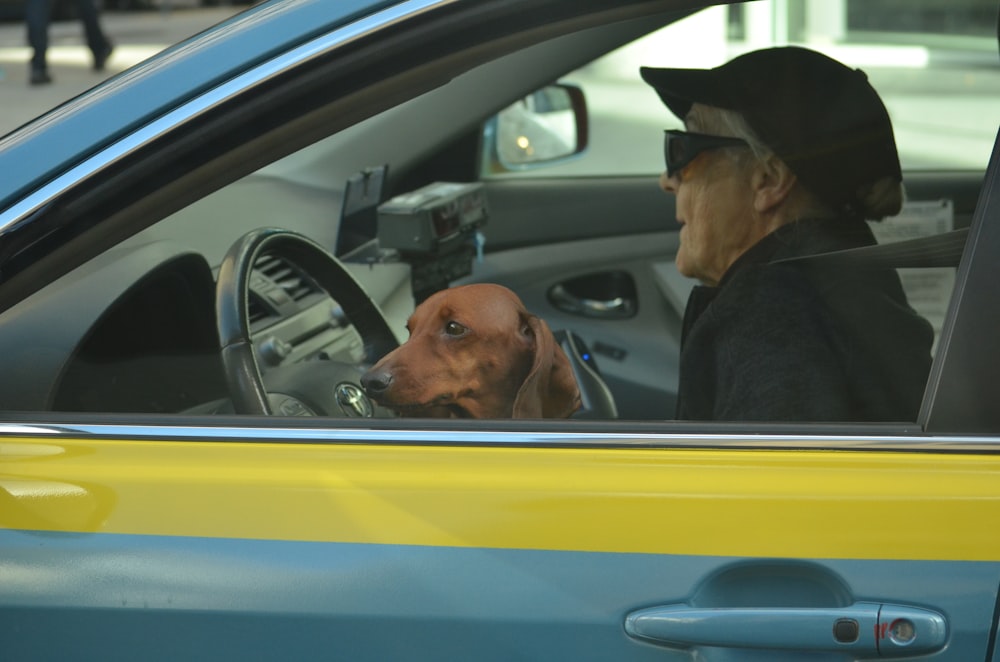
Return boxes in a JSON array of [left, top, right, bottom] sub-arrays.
[[1, 0, 1000, 660], [4, 421, 1000, 660], [4, 160, 1000, 660]]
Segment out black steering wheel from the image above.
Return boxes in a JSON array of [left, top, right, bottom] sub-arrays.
[[215, 228, 399, 416]]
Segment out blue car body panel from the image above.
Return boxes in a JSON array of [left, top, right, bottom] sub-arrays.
[[2, 529, 999, 661]]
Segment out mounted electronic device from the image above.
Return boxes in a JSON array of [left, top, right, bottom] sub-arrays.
[[376, 181, 489, 302]]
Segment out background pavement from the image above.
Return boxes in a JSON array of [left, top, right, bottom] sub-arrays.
[[0, 5, 241, 136]]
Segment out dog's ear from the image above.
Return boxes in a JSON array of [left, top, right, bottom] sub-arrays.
[[512, 314, 582, 418]]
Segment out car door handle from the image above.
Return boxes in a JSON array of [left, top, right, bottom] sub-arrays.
[[625, 602, 947, 657], [548, 284, 635, 319]]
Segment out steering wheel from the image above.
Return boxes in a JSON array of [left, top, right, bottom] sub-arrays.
[[215, 228, 399, 416]]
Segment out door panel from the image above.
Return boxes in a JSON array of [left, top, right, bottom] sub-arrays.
[[3, 532, 996, 661], [2, 432, 999, 660], [479, 177, 673, 251]]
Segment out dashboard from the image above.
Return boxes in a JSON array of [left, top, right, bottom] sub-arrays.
[[0, 215, 415, 416]]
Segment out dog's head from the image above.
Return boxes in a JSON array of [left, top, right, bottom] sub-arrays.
[[361, 284, 580, 418]]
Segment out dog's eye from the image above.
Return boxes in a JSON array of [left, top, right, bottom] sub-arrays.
[[444, 321, 467, 336]]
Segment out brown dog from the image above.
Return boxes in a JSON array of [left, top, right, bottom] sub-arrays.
[[360, 284, 580, 418]]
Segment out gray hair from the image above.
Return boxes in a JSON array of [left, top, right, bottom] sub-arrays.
[[691, 105, 904, 220]]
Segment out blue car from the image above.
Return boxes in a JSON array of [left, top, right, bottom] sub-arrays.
[[1, 0, 999, 659]]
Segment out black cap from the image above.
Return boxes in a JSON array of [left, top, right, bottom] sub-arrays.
[[640, 47, 901, 215]]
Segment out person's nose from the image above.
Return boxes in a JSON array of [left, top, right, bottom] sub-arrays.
[[659, 171, 678, 194]]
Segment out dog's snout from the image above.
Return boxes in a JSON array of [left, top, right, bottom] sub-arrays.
[[361, 369, 392, 396]]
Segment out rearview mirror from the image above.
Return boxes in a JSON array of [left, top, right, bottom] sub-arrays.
[[482, 83, 588, 173]]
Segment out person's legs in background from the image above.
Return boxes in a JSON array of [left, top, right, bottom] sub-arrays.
[[25, 0, 113, 85], [75, 0, 113, 71], [25, 0, 52, 85]]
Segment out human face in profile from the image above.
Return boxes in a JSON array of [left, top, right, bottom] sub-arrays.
[[658, 105, 761, 286]]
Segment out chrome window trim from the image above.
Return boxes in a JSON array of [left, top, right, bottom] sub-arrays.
[[1, 421, 998, 452], [919, 130, 1000, 433], [0, 0, 452, 233]]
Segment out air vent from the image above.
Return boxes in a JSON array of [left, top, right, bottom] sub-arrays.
[[244, 253, 324, 326], [253, 253, 319, 302], [247, 294, 269, 323]]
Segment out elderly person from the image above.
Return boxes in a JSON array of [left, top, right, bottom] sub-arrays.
[[640, 46, 933, 422]]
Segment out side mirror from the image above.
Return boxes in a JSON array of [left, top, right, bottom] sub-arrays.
[[482, 83, 588, 173]]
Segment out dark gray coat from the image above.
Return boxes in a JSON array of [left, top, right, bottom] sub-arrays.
[[676, 217, 934, 422]]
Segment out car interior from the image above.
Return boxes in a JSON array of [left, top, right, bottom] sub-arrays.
[[0, 0, 994, 429]]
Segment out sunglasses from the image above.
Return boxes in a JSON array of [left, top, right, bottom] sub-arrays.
[[663, 130, 749, 178]]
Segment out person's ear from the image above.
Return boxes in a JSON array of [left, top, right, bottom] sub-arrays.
[[751, 156, 797, 213]]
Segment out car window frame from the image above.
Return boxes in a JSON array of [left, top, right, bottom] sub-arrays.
[[919, 129, 1000, 434], [0, 0, 995, 439]]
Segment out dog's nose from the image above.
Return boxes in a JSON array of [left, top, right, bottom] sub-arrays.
[[360, 369, 392, 396]]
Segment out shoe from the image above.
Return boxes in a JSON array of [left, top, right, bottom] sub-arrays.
[[29, 68, 52, 86], [93, 43, 114, 72]]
